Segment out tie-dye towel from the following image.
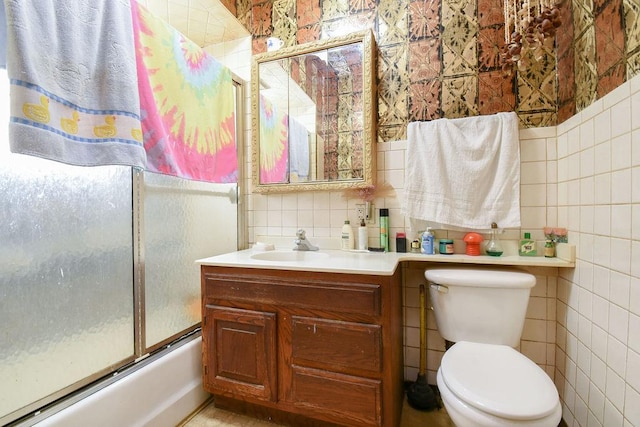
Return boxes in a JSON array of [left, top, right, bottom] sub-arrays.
[[4, 0, 146, 168], [131, 1, 237, 183], [259, 94, 288, 184]]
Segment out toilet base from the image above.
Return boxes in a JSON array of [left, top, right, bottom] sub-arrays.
[[437, 369, 562, 427]]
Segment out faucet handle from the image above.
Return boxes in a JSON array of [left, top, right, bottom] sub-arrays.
[[296, 229, 306, 239]]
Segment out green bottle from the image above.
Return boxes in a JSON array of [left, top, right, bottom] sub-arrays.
[[379, 209, 389, 252], [519, 232, 537, 256]]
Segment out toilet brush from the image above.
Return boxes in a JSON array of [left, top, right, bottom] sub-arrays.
[[406, 284, 439, 411]]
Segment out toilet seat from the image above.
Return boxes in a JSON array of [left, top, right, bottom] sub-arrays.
[[440, 341, 559, 421]]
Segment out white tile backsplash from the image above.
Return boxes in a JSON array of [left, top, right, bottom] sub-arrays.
[[624, 384, 640, 426], [594, 173, 612, 205], [606, 368, 626, 412], [581, 146, 595, 177], [592, 324, 609, 361], [521, 137, 548, 161], [611, 169, 632, 204], [610, 99, 632, 139], [608, 336, 628, 379], [578, 315, 592, 347], [579, 120, 595, 150], [629, 314, 640, 354], [603, 399, 624, 427], [589, 382, 606, 425], [633, 168, 640, 204], [611, 205, 632, 238], [612, 133, 632, 171], [595, 109, 613, 145]]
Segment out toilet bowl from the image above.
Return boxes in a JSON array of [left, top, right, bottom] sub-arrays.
[[424, 267, 562, 427], [436, 341, 561, 427]]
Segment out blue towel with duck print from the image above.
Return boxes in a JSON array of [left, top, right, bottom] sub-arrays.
[[0, 1, 6, 69], [4, 0, 146, 168]]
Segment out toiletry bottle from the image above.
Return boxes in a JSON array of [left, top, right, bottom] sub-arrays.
[[421, 228, 434, 254], [358, 219, 368, 251], [379, 209, 389, 252], [396, 232, 407, 253], [519, 232, 536, 256], [544, 239, 555, 257], [341, 220, 354, 250], [486, 222, 503, 256]]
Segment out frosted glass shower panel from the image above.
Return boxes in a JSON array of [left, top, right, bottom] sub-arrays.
[[143, 172, 238, 349], [0, 158, 135, 421]]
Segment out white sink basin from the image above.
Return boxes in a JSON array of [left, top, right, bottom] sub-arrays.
[[250, 251, 330, 262]]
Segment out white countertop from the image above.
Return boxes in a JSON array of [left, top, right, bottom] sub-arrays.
[[196, 244, 575, 276]]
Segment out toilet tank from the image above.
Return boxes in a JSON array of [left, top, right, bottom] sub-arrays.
[[425, 267, 536, 348]]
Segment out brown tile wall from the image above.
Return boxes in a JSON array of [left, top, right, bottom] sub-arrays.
[[229, 0, 640, 141]]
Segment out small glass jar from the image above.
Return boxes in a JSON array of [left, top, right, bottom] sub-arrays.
[[485, 222, 503, 256], [439, 239, 454, 255], [544, 240, 555, 258]]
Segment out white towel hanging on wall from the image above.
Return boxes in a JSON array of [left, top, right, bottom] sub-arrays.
[[402, 112, 521, 231]]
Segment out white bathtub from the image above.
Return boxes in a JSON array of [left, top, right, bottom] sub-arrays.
[[33, 336, 209, 427]]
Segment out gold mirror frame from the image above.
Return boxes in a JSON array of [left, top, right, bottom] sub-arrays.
[[251, 30, 377, 193]]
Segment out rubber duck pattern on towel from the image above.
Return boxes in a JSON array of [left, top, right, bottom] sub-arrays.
[[22, 95, 50, 124], [11, 81, 142, 145]]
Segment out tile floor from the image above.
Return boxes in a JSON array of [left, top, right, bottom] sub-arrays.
[[181, 393, 455, 427]]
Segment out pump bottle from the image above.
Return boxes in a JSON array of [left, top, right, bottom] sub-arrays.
[[421, 228, 434, 254], [341, 220, 354, 250]]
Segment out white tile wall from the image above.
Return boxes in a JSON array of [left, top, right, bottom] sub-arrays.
[[555, 73, 640, 426]]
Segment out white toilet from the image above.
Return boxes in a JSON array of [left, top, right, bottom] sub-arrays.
[[425, 266, 562, 427]]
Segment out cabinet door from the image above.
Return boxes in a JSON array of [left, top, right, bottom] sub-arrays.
[[203, 305, 277, 402]]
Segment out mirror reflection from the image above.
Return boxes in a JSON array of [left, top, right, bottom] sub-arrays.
[[251, 30, 376, 193]]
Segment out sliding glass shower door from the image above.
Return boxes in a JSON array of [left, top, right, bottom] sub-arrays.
[[0, 68, 242, 426], [0, 159, 136, 422], [142, 171, 238, 351]]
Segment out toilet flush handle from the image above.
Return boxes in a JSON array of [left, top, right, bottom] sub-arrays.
[[429, 283, 448, 293]]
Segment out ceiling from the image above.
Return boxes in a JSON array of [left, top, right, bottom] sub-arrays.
[[137, 0, 249, 47]]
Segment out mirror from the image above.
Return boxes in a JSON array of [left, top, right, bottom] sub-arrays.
[[251, 30, 376, 193]]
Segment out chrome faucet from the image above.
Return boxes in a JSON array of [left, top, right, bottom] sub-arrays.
[[293, 229, 319, 251]]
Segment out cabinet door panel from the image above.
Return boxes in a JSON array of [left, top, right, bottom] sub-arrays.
[[290, 366, 381, 426], [291, 316, 381, 374], [203, 305, 277, 402]]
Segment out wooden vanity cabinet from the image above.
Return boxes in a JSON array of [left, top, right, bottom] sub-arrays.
[[201, 266, 403, 427]]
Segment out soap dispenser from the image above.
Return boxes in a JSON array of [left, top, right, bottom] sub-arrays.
[[485, 222, 503, 256], [421, 228, 434, 255]]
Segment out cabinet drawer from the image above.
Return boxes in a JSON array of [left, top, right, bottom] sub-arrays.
[[292, 316, 381, 373], [204, 273, 381, 316], [290, 366, 381, 426]]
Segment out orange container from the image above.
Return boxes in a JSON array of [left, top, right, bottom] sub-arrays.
[[463, 232, 484, 256]]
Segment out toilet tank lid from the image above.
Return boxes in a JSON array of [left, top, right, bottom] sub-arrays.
[[440, 341, 559, 420], [425, 267, 535, 288]]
